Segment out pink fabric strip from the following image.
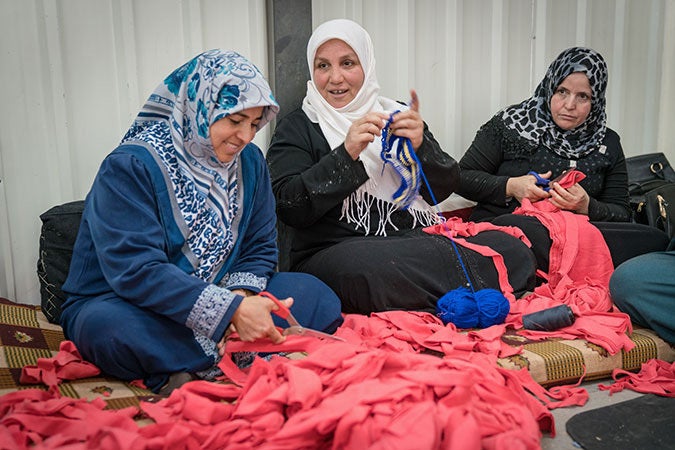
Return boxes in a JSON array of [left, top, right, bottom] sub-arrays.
[[598, 359, 675, 397], [19, 341, 101, 393], [423, 217, 531, 302]]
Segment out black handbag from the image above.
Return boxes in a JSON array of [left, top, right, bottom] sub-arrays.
[[36, 200, 85, 324], [626, 153, 675, 238], [631, 183, 675, 239], [626, 152, 675, 195]]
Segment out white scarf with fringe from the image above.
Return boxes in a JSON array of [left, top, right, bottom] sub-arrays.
[[302, 19, 440, 236]]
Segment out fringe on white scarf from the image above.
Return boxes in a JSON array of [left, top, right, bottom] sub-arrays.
[[340, 185, 442, 236]]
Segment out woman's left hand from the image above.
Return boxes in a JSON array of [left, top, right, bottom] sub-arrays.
[[548, 181, 590, 215], [389, 89, 424, 149]]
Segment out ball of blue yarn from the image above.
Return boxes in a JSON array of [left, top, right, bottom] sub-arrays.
[[474, 288, 510, 327], [436, 287, 510, 328], [436, 287, 479, 328]]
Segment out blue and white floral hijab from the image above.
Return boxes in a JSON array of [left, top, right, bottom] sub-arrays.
[[501, 47, 608, 159], [121, 49, 279, 281]]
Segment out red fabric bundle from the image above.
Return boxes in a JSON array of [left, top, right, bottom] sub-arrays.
[[598, 359, 675, 397], [20, 341, 101, 392]]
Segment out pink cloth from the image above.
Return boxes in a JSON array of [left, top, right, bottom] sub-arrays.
[[2, 202, 666, 450], [19, 341, 101, 392], [598, 359, 675, 397], [425, 194, 634, 355], [0, 389, 139, 449], [3, 311, 671, 448], [424, 217, 532, 302], [508, 199, 634, 354]]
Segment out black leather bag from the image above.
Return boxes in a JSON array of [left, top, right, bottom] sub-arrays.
[[626, 152, 675, 196], [36, 200, 85, 324], [626, 153, 675, 239], [631, 183, 675, 239]]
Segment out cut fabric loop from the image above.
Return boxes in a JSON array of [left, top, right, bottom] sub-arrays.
[[380, 110, 421, 209]]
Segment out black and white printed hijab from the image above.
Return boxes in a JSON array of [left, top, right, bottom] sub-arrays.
[[501, 47, 608, 159]]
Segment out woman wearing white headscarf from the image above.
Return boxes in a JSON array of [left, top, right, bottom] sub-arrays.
[[267, 20, 536, 315], [60, 50, 343, 395]]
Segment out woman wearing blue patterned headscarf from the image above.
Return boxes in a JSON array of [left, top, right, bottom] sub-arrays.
[[60, 50, 343, 395]]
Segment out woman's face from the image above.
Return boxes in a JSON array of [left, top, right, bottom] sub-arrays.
[[209, 106, 264, 163], [313, 39, 365, 108], [550, 72, 592, 130]]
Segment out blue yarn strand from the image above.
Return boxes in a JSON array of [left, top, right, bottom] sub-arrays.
[[381, 112, 510, 328]]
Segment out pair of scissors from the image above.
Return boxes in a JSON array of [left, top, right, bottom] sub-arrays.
[[528, 171, 552, 192], [259, 291, 345, 342]]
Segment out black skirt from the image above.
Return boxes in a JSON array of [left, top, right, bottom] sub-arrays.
[[295, 228, 537, 315]]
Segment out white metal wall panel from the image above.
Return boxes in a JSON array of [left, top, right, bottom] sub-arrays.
[[1, 0, 673, 304]]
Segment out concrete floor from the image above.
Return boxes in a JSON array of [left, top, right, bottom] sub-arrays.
[[540, 380, 645, 449]]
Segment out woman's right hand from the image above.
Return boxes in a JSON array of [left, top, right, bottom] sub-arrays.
[[218, 294, 294, 354], [344, 112, 388, 160], [506, 171, 552, 203]]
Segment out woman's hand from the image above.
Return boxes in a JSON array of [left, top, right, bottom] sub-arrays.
[[506, 171, 552, 203], [217, 293, 294, 355], [548, 181, 590, 215], [388, 89, 424, 149], [344, 112, 388, 160]]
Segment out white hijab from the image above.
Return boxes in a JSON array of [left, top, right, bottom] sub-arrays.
[[302, 19, 439, 235]]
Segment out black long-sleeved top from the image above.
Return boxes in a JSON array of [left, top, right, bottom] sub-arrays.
[[456, 115, 631, 222], [266, 108, 459, 270]]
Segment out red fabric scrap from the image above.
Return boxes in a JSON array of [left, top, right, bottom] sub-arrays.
[[424, 217, 532, 302], [598, 359, 675, 397], [0, 389, 139, 450], [19, 340, 100, 392]]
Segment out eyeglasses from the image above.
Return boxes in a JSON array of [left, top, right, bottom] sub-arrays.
[[553, 88, 591, 106]]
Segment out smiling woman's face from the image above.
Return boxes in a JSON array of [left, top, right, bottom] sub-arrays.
[[312, 39, 365, 108], [209, 106, 264, 163]]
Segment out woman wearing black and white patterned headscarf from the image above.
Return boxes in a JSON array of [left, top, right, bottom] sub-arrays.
[[458, 47, 669, 270], [502, 47, 608, 160]]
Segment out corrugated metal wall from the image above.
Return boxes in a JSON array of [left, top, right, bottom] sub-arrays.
[[1, 0, 673, 305]]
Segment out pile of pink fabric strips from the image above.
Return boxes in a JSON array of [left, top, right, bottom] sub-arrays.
[[2, 310, 674, 449], [2, 178, 672, 449]]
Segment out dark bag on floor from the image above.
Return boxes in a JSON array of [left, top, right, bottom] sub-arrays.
[[626, 152, 675, 195], [626, 153, 675, 238], [37, 200, 85, 324]]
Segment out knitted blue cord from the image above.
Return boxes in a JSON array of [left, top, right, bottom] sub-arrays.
[[380, 111, 421, 209]]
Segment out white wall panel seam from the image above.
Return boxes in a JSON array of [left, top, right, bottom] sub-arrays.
[[609, 0, 626, 129], [350, 0, 363, 22], [528, 0, 536, 90], [532, 0, 547, 92], [445, 0, 462, 158], [643, 0, 662, 153], [111, 0, 140, 137], [657, 0, 675, 154], [0, 150, 14, 299], [42, 0, 74, 200], [182, 0, 204, 58], [248, 0, 272, 149], [490, 0, 504, 113], [576, 0, 587, 45]]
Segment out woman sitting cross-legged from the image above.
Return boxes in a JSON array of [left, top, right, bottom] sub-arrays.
[[266, 19, 537, 315], [60, 50, 343, 396]]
